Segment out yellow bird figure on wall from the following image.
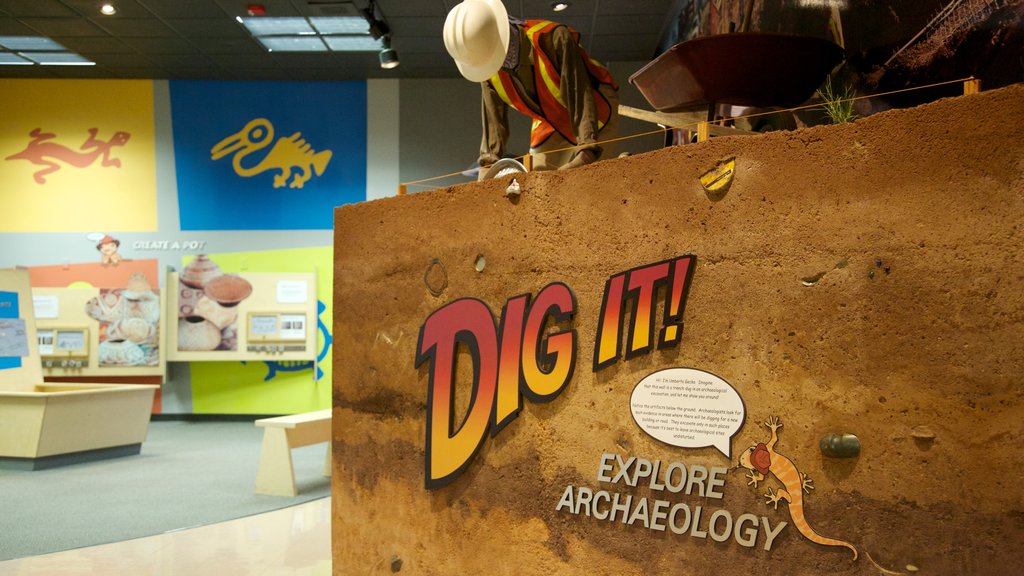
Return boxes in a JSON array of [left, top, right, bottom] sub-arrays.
[[210, 118, 332, 189]]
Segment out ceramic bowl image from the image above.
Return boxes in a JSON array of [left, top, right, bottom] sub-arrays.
[[181, 254, 223, 289], [99, 338, 146, 365], [178, 316, 221, 351], [202, 274, 253, 307]]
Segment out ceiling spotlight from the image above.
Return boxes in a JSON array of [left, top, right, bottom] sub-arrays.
[[551, 1, 570, 11], [379, 35, 399, 69], [100, 3, 116, 15]]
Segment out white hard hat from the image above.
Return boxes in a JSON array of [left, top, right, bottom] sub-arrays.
[[443, 0, 510, 82]]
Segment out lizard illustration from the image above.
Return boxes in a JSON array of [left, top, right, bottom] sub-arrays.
[[210, 118, 332, 189], [739, 415, 858, 560], [5, 127, 131, 184]]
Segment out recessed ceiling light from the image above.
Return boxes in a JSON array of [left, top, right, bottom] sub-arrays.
[[551, 1, 570, 11], [0, 36, 66, 50], [322, 36, 383, 51], [309, 16, 370, 35], [0, 53, 33, 65], [257, 36, 328, 52], [26, 52, 96, 65], [238, 16, 315, 36], [100, 3, 116, 16]]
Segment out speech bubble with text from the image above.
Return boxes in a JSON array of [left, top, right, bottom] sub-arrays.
[[630, 367, 745, 458]]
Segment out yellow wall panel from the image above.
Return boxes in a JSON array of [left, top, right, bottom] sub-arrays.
[[0, 79, 157, 232]]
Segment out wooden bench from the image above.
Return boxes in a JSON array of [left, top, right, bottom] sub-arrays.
[[254, 409, 331, 496]]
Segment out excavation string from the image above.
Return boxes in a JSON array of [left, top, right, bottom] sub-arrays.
[[400, 76, 975, 191]]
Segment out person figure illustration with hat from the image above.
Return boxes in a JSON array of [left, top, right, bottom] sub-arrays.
[[443, 0, 619, 176], [96, 234, 123, 266]]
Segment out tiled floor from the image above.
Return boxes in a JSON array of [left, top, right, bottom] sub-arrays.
[[0, 497, 331, 576]]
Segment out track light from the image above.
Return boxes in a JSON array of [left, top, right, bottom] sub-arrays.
[[363, 0, 390, 40], [379, 35, 399, 69]]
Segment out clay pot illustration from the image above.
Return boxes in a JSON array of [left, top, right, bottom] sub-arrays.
[[202, 274, 253, 307], [99, 338, 146, 365], [125, 272, 152, 293], [178, 316, 221, 351], [121, 272, 161, 324], [181, 254, 223, 289]]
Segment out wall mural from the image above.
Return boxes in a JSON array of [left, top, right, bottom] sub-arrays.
[[210, 118, 333, 189], [0, 79, 157, 233], [5, 128, 130, 185], [169, 80, 367, 231]]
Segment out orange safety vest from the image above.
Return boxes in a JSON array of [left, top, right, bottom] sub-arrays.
[[488, 20, 618, 148]]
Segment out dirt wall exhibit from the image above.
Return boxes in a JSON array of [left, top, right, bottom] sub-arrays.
[[332, 84, 1024, 575]]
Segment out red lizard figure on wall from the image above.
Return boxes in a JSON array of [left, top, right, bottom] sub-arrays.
[[5, 127, 131, 184], [739, 415, 859, 560]]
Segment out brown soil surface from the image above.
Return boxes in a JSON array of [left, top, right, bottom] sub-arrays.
[[333, 84, 1024, 575]]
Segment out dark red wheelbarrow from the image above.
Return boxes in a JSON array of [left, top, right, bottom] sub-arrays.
[[629, 33, 846, 113]]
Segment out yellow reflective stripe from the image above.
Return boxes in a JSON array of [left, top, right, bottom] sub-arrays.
[[537, 61, 562, 104], [526, 21, 551, 36], [524, 21, 563, 105], [489, 75, 513, 108]]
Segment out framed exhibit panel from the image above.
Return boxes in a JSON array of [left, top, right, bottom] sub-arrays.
[[166, 270, 317, 363]]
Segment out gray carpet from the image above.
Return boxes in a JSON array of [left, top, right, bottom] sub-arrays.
[[0, 420, 331, 561]]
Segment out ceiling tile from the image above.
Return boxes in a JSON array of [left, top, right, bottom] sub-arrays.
[[591, 33, 661, 54], [137, 0, 227, 18], [0, 16, 36, 34], [145, 53, 216, 68], [387, 16, 445, 37], [188, 35, 263, 54], [0, 0, 76, 18], [91, 17, 180, 37], [211, 0, 303, 18], [106, 66, 172, 78], [19, 17, 106, 36], [119, 36, 200, 54], [91, 53, 155, 67], [165, 17, 248, 38], [593, 14, 667, 35], [390, 35, 442, 54], [601, 0, 675, 15], [56, 36, 135, 54], [376, 0, 447, 18], [166, 67, 230, 79], [208, 52, 276, 67], [41, 64, 108, 78]]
